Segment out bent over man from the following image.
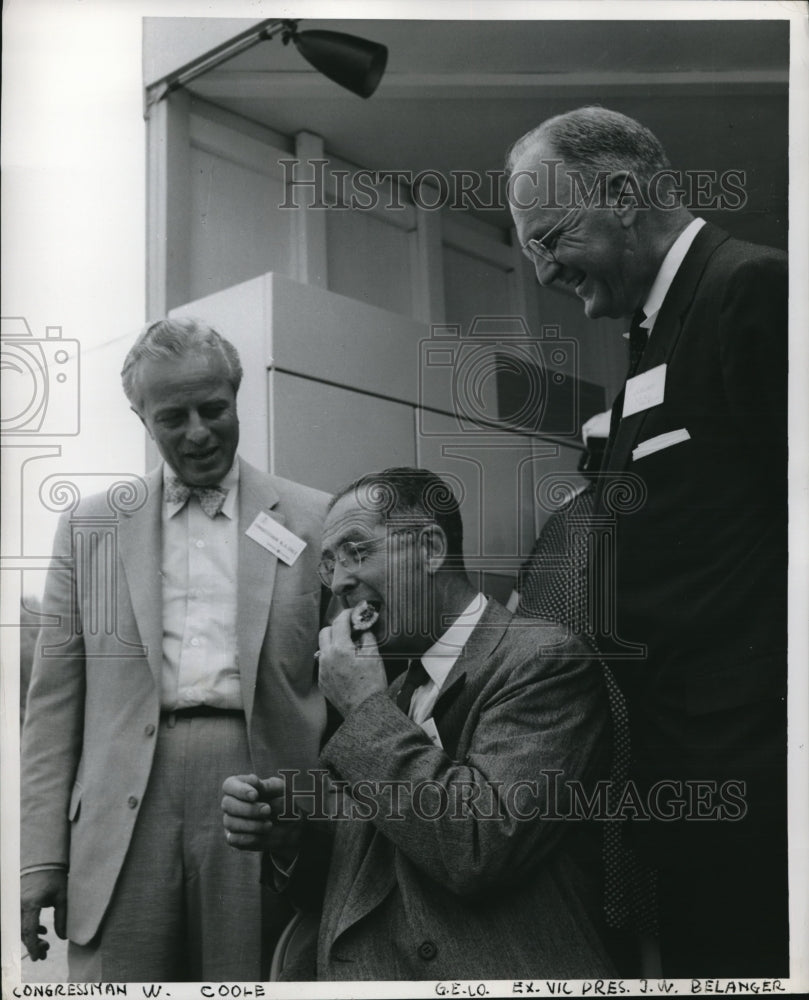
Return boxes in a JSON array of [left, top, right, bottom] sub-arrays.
[[507, 106, 788, 976]]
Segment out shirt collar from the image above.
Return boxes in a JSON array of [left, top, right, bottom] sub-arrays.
[[163, 456, 240, 519], [640, 217, 706, 330], [420, 593, 487, 690]]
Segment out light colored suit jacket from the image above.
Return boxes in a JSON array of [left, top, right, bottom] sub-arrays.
[[294, 599, 614, 980], [21, 459, 328, 945]]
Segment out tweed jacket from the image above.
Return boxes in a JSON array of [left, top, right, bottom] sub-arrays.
[[290, 599, 614, 980]]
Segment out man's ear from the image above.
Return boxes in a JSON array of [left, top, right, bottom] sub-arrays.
[[419, 524, 448, 575], [606, 170, 642, 228]]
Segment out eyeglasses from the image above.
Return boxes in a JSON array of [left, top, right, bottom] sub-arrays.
[[522, 205, 579, 265], [317, 536, 390, 588]]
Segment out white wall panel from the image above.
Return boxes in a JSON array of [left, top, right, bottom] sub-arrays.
[[442, 246, 513, 333], [187, 147, 294, 303], [268, 273, 427, 407], [271, 373, 416, 494], [326, 209, 415, 318]]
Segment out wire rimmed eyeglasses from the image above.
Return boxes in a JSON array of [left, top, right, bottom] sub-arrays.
[[318, 533, 410, 588], [522, 205, 579, 265]]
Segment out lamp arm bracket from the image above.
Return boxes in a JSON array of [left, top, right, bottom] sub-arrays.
[[143, 18, 299, 118]]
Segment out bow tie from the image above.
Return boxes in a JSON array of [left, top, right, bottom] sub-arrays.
[[164, 477, 228, 518]]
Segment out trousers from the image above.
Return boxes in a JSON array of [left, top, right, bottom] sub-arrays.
[[68, 712, 268, 982]]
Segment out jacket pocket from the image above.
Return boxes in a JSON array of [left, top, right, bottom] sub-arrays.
[[632, 428, 690, 461]]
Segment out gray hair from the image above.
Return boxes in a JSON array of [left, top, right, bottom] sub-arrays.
[[506, 106, 671, 189], [121, 317, 243, 412]]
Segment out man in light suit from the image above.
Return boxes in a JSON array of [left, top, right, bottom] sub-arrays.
[[507, 107, 788, 976], [222, 467, 615, 980], [21, 318, 328, 981]]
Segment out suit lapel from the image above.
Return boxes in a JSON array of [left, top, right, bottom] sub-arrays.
[[607, 223, 729, 473], [331, 825, 397, 944], [237, 461, 281, 724], [432, 599, 510, 742], [117, 467, 164, 686]]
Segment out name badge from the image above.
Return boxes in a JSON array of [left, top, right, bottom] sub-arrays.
[[622, 363, 667, 419], [246, 511, 306, 566]]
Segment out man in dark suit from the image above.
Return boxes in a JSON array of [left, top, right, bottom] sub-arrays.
[[21, 318, 328, 981], [222, 467, 615, 980], [507, 106, 788, 977]]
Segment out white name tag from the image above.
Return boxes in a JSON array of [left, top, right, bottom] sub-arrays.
[[420, 717, 444, 749], [246, 511, 306, 566], [623, 363, 667, 418], [633, 428, 691, 461]]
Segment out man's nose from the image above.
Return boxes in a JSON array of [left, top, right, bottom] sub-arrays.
[[534, 257, 561, 287], [185, 412, 210, 442], [330, 561, 357, 598]]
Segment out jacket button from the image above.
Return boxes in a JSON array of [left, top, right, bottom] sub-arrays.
[[417, 940, 437, 961], [127, 796, 139, 809], [144, 724, 155, 737]]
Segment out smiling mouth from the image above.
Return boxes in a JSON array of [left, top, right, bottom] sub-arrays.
[[554, 271, 586, 296], [186, 447, 218, 461]]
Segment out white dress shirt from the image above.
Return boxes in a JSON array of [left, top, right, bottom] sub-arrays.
[[160, 459, 242, 710], [640, 217, 706, 334], [409, 593, 487, 724]]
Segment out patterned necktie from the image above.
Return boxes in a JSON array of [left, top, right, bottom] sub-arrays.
[[164, 477, 228, 518], [603, 307, 650, 461], [395, 659, 429, 715], [627, 307, 648, 378]]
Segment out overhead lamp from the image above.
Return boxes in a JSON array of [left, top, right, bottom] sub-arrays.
[[282, 24, 388, 99], [145, 18, 388, 113]]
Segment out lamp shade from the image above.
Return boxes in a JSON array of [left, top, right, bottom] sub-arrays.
[[291, 29, 388, 98]]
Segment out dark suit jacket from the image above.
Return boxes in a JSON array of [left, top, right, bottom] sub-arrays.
[[21, 459, 329, 945], [290, 599, 615, 980], [596, 223, 787, 853]]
